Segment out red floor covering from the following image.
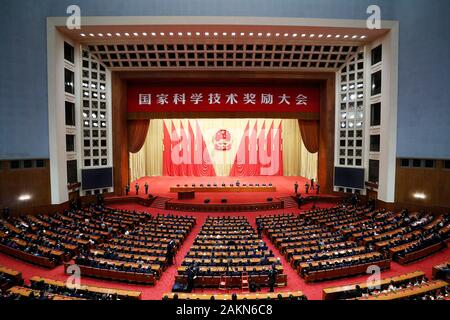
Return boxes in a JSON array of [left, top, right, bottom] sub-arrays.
[[0, 203, 448, 300]]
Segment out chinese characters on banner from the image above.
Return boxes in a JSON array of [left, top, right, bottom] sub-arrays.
[[138, 92, 308, 106], [127, 85, 320, 113]]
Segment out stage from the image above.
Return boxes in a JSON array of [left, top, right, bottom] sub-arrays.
[[127, 176, 332, 207]]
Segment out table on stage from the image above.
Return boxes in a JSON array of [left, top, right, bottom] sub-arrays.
[[170, 185, 276, 193]]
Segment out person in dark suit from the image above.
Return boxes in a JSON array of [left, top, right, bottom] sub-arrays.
[[135, 182, 139, 195], [166, 240, 175, 266], [294, 181, 298, 194], [305, 182, 309, 194], [268, 264, 278, 292], [144, 182, 149, 195], [125, 185, 130, 196], [316, 183, 320, 195], [310, 178, 315, 190]]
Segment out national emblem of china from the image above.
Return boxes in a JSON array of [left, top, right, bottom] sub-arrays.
[[214, 129, 232, 151]]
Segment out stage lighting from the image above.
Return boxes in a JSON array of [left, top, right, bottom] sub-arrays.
[[413, 193, 426, 200]]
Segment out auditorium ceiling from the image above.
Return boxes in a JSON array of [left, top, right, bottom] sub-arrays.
[[59, 22, 388, 72]]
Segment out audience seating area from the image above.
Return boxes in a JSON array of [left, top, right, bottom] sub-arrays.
[[0, 207, 147, 268], [175, 216, 287, 290], [69, 213, 195, 284], [356, 279, 449, 300], [322, 271, 426, 300], [257, 206, 449, 282], [162, 291, 307, 300], [0, 203, 448, 300]]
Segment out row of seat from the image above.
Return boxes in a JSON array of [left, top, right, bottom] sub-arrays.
[[176, 216, 286, 290]]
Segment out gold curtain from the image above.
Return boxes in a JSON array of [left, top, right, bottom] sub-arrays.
[[130, 119, 317, 179], [282, 119, 318, 179], [129, 119, 163, 180]]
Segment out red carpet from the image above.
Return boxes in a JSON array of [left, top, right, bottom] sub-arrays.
[[1, 203, 449, 300]]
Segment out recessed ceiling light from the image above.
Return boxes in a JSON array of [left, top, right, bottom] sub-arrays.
[[360, 35, 367, 39], [187, 32, 192, 36], [115, 33, 121, 36], [124, 32, 130, 36], [204, 32, 209, 36], [142, 32, 147, 36], [301, 33, 306, 37], [160, 32, 165, 36], [169, 32, 174, 36], [318, 34, 323, 38], [275, 33, 280, 37], [258, 32, 263, 36], [249, 32, 254, 36], [106, 33, 112, 36], [240, 32, 245, 36], [222, 32, 227, 36], [413, 192, 426, 199], [327, 34, 332, 38], [310, 34, 315, 37], [151, 32, 156, 36], [196, 32, 200, 36], [335, 35, 341, 38], [231, 32, 236, 36], [344, 35, 349, 38], [284, 33, 289, 37], [292, 33, 298, 37], [89, 33, 95, 37], [352, 35, 358, 39], [133, 32, 138, 36], [80, 33, 86, 37], [213, 32, 218, 36], [178, 32, 183, 36], [266, 33, 271, 37]]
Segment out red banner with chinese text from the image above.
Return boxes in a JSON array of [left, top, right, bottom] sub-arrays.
[[127, 84, 320, 114]]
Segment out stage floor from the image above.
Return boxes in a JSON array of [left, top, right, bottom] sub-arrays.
[[130, 176, 320, 204]]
